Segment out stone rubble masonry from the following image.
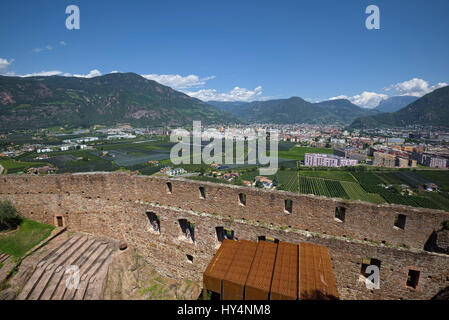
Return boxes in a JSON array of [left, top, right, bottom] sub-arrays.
[[1, 172, 449, 300]]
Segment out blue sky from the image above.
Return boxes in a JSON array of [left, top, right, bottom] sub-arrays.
[[1, 0, 448, 107]]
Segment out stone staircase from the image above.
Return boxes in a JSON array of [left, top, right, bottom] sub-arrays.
[[17, 234, 118, 300]]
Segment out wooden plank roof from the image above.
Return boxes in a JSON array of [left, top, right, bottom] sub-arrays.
[[245, 240, 278, 300], [271, 242, 298, 300], [203, 239, 338, 300], [222, 240, 258, 300], [203, 239, 240, 294]]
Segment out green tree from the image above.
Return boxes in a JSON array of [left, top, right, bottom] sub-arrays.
[[0, 199, 19, 230]]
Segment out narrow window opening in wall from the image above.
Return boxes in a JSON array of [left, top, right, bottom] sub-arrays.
[[238, 193, 246, 206], [186, 254, 194, 263], [335, 207, 346, 222], [199, 187, 206, 199], [406, 270, 420, 289], [166, 182, 173, 194], [179, 219, 195, 242], [361, 258, 381, 281], [216, 227, 235, 242], [146, 211, 160, 233], [258, 236, 279, 244], [56, 216, 63, 227], [394, 214, 406, 230], [284, 199, 292, 214]]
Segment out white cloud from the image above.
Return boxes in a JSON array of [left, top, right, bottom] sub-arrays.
[[21, 70, 63, 77], [0, 58, 14, 72], [385, 78, 448, 97], [33, 44, 55, 53], [20, 69, 102, 78], [141, 74, 215, 89], [59, 41, 67, 46], [328, 78, 448, 108], [329, 91, 388, 109], [110, 70, 119, 74], [184, 86, 263, 102], [33, 46, 52, 53], [328, 95, 349, 101], [72, 69, 102, 78]]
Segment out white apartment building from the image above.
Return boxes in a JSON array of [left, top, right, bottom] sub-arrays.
[[304, 153, 358, 167]]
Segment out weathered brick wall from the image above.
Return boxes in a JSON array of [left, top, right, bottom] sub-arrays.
[[1, 172, 449, 300]]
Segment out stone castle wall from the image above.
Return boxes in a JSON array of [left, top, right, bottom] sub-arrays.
[[1, 172, 449, 300]]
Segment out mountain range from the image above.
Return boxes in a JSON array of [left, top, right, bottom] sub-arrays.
[[210, 97, 379, 125], [373, 96, 418, 113], [0, 73, 235, 130], [1, 72, 447, 130], [350, 86, 449, 128]]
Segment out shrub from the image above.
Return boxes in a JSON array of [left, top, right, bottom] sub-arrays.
[[0, 199, 20, 230]]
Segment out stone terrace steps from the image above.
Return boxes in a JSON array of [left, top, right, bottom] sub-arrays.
[[17, 234, 118, 300], [49, 240, 104, 300], [81, 247, 116, 300], [73, 246, 115, 300], [17, 235, 85, 300], [27, 237, 91, 300], [0, 253, 10, 263], [63, 242, 109, 300], [39, 238, 97, 300]]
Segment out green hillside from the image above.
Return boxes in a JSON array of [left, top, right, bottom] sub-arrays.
[[350, 86, 449, 128], [212, 97, 379, 125], [0, 73, 236, 130]]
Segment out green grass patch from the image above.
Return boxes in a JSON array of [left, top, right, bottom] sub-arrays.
[[0, 218, 54, 258], [341, 181, 385, 204]]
